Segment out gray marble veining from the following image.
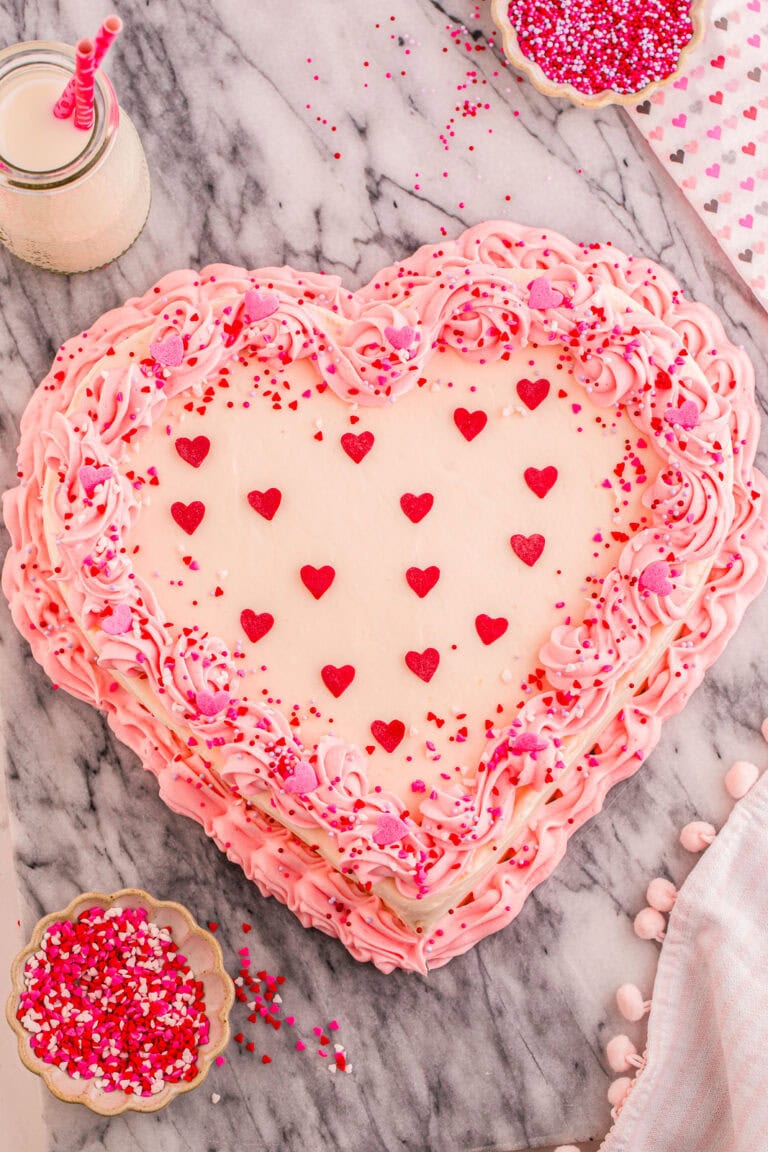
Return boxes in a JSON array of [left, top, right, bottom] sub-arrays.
[[1, 2, 767, 1150]]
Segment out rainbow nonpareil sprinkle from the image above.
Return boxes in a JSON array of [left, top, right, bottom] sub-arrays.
[[507, 0, 695, 96]]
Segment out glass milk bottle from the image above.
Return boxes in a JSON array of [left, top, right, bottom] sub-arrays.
[[0, 41, 150, 273]]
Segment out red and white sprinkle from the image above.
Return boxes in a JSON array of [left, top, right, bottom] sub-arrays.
[[18, 905, 209, 1097]]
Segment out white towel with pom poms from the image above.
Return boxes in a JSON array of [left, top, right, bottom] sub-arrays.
[[602, 768, 768, 1150]]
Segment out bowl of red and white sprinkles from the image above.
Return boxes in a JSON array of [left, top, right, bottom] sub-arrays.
[[6, 889, 234, 1114], [491, 0, 706, 108]]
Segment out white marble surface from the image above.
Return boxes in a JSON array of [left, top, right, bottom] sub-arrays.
[[1, 2, 767, 1150]]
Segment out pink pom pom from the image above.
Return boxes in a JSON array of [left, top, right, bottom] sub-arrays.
[[725, 760, 759, 800], [616, 983, 651, 1022], [606, 1034, 638, 1073], [646, 877, 677, 912], [680, 821, 716, 852], [633, 906, 666, 942], [607, 1076, 634, 1107]]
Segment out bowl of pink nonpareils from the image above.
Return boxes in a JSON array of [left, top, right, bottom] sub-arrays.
[[6, 888, 234, 1114]]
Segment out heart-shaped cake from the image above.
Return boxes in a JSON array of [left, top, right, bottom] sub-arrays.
[[4, 222, 766, 972]]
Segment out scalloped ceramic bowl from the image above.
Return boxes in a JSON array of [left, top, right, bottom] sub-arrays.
[[6, 888, 234, 1115], [490, 0, 707, 109]]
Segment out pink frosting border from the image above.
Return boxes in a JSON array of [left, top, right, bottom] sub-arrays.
[[3, 222, 766, 971]]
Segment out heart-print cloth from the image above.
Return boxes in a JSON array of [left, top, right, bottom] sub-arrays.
[[631, 0, 768, 311]]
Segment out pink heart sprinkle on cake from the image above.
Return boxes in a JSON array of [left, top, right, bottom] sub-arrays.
[[3, 222, 765, 973]]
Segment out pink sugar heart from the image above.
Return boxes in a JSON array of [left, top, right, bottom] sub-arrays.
[[740, 215, 754, 229], [639, 560, 673, 596], [716, 226, 732, 240], [673, 76, 688, 90], [665, 400, 700, 430], [284, 759, 319, 794], [682, 177, 697, 190], [672, 113, 687, 128], [196, 689, 230, 716], [651, 91, 665, 106], [243, 289, 280, 322], [384, 324, 417, 350], [102, 603, 132, 636], [527, 276, 564, 310], [373, 813, 409, 847], [649, 127, 664, 141], [79, 464, 113, 496], [741, 178, 755, 191], [149, 333, 184, 368], [707, 126, 721, 140], [509, 732, 549, 755], [706, 163, 720, 178]]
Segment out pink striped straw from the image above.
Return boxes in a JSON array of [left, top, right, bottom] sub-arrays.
[[53, 15, 123, 121], [73, 38, 96, 131]]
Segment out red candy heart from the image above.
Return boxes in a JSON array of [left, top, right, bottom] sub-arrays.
[[405, 648, 440, 683], [300, 565, 336, 600], [175, 436, 211, 468], [400, 492, 434, 523], [240, 609, 274, 643], [405, 566, 440, 598], [247, 488, 282, 521], [371, 719, 406, 753], [516, 378, 550, 410], [340, 431, 374, 462], [321, 664, 356, 698], [453, 407, 488, 441], [171, 500, 205, 535], [475, 614, 509, 645], [510, 533, 545, 567], [524, 465, 558, 498]]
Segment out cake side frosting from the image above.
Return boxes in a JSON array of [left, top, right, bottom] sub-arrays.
[[3, 222, 765, 971]]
